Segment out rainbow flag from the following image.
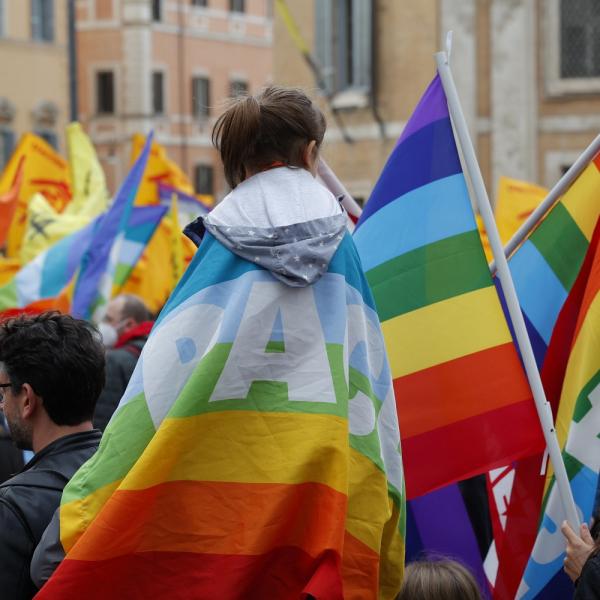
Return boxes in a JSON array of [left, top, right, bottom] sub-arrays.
[[0, 207, 167, 313], [509, 152, 600, 368], [518, 219, 600, 598], [353, 74, 544, 499], [71, 133, 153, 320], [37, 232, 404, 598], [492, 151, 600, 598]]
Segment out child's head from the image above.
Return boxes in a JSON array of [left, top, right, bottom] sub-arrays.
[[212, 86, 326, 189], [398, 559, 483, 600]]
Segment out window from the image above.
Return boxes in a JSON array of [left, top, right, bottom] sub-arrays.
[[152, 71, 164, 114], [192, 76, 210, 118], [0, 129, 14, 170], [194, 165, 214, 195], [96, 71, 115, 115], [0, 0, 5, 37], [35, 130, 58, 150], [314, 0, 372, 95], [192, 0, 208, 6], [560, 0, 600, 78], [31, 0, 54, 42], [152, 0, 161, 21], [230, 79, 248, 97], [230, 0, 245, 13]]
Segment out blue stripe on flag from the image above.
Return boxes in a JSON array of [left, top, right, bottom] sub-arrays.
[[354, 174, 476, 272], [510, 240, 567, 345], [357, 117, 463, 226]]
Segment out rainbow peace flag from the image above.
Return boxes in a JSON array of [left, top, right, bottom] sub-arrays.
[[353, 74, 544, 499], [37, 233, 405, 598], [519, 219, 600, 598], [492, 151, 600, 599]]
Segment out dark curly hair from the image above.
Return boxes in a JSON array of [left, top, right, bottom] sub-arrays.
[[0, 312, 105, 426]]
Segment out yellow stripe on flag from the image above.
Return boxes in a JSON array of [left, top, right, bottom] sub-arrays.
[[120, 411, 349, 492], [60, 479, 121, 553], [382, 286, 512, 379], [346, 447, 392, 553], [554, 294, 600, 450], [561, 161, 600, 242]]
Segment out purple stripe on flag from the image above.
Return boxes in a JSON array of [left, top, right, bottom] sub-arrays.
[[410, 485, 491, 599], [397, 74, 449, 146]]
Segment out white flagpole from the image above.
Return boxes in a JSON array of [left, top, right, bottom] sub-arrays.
[[490, 133, 600, 271], [317, 158, 363, 217], [435, 50, 580, 529]]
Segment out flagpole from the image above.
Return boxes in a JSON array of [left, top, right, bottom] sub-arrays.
[[317, 158, 363, 217], [490, 133, 600, 271], [435, 50, 580, 529]]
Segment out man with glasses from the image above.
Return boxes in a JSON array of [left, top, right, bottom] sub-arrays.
[[0, 312, 105, 599]]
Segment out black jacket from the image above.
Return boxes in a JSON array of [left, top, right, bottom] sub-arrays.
[[93, 337, 146, 431], [0, 422, 24, 484], [0, 430, 101, 600], [576, 552, 600, 599]]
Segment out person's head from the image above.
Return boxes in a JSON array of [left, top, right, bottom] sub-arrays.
[[398, 559, 483, 600], [0, 312, 105, 450], [212, 85, 327, 189], [99, 294, 152, 348]]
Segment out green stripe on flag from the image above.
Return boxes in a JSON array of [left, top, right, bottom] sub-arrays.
[[530, 202, 589, 291], [572, 369, 600, 423], [0, 280, 18, 311], [113, 262, 132, 288], [366, 230, 492, 321]]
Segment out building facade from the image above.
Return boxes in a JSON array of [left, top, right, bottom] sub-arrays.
[[274, 0, 600, 205], [76, 0, 273, 197], [0, 0, 72, 168]]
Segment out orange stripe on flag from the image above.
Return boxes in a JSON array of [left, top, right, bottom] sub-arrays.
[[394, 343, 532, 438], [68, 479, 347, 561]]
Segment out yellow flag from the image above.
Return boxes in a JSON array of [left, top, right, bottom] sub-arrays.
[[495, 176, 548, 244], [64, 123, 108, 218], [121, 218, 196, 314], [130, 134, 195, 205], [477, 176, 548, 262], [170, 193, 185, 286], [0, 133, 72, 257], [19, 194, 89, 265]]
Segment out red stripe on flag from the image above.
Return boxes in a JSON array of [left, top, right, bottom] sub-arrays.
[[394, 343, 532, 439], [35, 547, 343, 599], [402, 400, 545, 500]]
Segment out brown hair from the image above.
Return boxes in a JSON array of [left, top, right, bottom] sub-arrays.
[[397, 559, 483, 600], [212, 86, 326, 189]]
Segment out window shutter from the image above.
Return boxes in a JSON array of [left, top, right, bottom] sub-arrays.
[[352, 0, 372, 90]]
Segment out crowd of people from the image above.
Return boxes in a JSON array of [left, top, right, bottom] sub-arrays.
[[0, 85, 596, 599]]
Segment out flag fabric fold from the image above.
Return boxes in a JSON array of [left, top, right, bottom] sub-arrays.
[[37, 230, 405, 598], [64, 122, 109, 219], [354, 74, 544, 500]]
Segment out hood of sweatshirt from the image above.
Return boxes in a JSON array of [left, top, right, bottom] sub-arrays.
[[184, 167, 347, 287]]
